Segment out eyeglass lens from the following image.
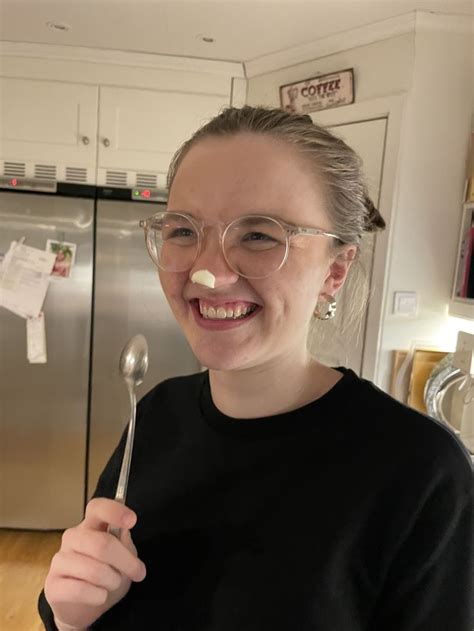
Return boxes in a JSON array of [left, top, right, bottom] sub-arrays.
[[146, 213, 288, 279]]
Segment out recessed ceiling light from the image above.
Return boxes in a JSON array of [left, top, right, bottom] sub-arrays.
[[196, 34, 215, 44], [46, 21, 71, 32]]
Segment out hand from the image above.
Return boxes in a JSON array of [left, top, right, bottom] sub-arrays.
[[44, 498, 146, 630]]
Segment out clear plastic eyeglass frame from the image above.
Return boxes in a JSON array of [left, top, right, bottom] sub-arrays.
[[139, 211, 344, 280]]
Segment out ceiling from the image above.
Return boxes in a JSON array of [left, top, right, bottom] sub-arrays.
[[0, 0, 471, 64]]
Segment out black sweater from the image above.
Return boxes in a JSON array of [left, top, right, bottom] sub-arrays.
[[39, 367, 474, 630]]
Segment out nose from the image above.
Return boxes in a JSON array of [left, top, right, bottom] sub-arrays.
[[188, 226, 239, 289]]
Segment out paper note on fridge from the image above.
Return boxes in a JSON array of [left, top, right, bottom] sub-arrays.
[[0, 241, 56, 318], [27, 312, 48, 363]]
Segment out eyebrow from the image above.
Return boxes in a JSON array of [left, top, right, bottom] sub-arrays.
[[167, 208, 297, 226]]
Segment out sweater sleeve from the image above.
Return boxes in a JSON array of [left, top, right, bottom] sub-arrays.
[[369, 448, 474, 631], [37, 387, 153, 630]]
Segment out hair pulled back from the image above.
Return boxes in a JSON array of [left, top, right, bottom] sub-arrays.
[[167, 105, 386, 246]]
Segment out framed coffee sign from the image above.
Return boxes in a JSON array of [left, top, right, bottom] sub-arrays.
[[280, 68, 354, 115]]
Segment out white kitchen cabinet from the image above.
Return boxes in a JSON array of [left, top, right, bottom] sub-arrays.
[[0, 78, 232, 188], [0, 77, 98, 183], [96, 85, 231, 188]]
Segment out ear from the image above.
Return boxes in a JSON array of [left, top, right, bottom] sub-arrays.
[[321, 245, 358, 297]]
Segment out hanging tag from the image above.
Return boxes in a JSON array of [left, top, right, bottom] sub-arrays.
[[27, 312, 48, 364]]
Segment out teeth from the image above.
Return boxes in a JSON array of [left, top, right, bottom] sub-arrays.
[[198, 301, 256, 320]]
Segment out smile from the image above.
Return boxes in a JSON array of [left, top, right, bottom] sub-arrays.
[[198, 300, 258, 320], [189, 299, 261, 330]]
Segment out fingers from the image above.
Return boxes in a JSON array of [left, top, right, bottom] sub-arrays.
[[82, 497, 137, 532], [45, 575, 109, 608], [44, 499, 145, 630], [61, 528, 146, 583], [51, 550, 123, 592]]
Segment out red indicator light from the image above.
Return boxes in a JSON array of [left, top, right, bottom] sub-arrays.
[[142, 190, 151, 199], [11, 178, 17, 186]]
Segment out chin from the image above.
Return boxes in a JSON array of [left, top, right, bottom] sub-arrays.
[[190, 343, 255, 373]]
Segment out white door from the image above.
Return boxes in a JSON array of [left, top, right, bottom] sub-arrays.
[[97, 86, 231, 186], [308, 117, 386, 374], [0, 77, 98, 182]]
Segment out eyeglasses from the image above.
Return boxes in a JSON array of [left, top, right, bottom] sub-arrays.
[[139, 211, 343, 280]]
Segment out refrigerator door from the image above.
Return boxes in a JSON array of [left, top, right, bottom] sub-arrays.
[[88, 199, 200, 499], [0, 191, 93, 529]]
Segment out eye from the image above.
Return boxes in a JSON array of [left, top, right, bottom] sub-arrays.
[[243, 231, 276, 242], [239, 231, 282, 251], [167, 227, 195, 239], [160, 217, 198, 244], [224, 216, 287, 254]]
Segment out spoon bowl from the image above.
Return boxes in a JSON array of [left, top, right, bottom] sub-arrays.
[[119, 333, 149, 387]]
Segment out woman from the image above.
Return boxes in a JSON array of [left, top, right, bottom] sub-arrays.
[[39, 106, 473, 630]]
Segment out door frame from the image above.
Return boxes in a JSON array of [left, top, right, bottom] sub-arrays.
[[310, 95, 405, 385]]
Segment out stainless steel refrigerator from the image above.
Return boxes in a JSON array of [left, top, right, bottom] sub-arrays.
[[0, 181, 200, 530]]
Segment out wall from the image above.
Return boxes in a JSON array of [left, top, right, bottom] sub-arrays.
[[378, 14, 473, 391], [246, 17, 474, 392], [247, 32, 414, 105]]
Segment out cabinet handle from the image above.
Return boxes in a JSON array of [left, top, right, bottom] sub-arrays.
[[103, 138, 111, 148], [82, 136, 90, 145]]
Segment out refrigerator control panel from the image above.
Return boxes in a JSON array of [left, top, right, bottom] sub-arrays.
[[131, 187, 167, 202], [0, 176, 57, 193]]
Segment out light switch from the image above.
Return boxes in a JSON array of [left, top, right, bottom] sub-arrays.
[[393, 291, 418, 316]]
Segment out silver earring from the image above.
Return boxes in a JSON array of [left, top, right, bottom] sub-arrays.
[[314, 294, 336, 320]]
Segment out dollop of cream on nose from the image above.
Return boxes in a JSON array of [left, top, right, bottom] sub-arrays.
[[191, 269, 216, 289]]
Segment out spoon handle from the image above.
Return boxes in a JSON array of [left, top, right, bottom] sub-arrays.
[[108, 385, 137, 539]]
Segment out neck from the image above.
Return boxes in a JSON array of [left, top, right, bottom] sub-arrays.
[[208, 349, 342, 419]]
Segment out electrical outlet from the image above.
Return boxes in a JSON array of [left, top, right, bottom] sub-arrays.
[[453, 331, 474, 374]]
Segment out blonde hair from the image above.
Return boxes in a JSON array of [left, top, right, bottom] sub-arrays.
[[167, 106, 386, 351], [168, 106, 385, 239]]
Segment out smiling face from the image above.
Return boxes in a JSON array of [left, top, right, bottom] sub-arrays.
[[158, 132, 355, 372]]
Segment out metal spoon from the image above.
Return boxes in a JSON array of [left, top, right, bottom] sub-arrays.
[[108, 334, 149, 538]]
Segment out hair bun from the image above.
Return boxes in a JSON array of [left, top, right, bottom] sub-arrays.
[[364, 195, 386, 232]]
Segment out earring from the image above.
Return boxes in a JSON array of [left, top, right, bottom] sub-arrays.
[[314, 294, 336, 320]]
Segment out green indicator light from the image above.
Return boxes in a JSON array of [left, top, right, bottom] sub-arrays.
[[134, 190, 140, 196]]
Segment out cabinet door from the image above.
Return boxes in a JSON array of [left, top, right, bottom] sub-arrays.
[[97, 86, 230, 183], [0, 78, 98, 181]]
